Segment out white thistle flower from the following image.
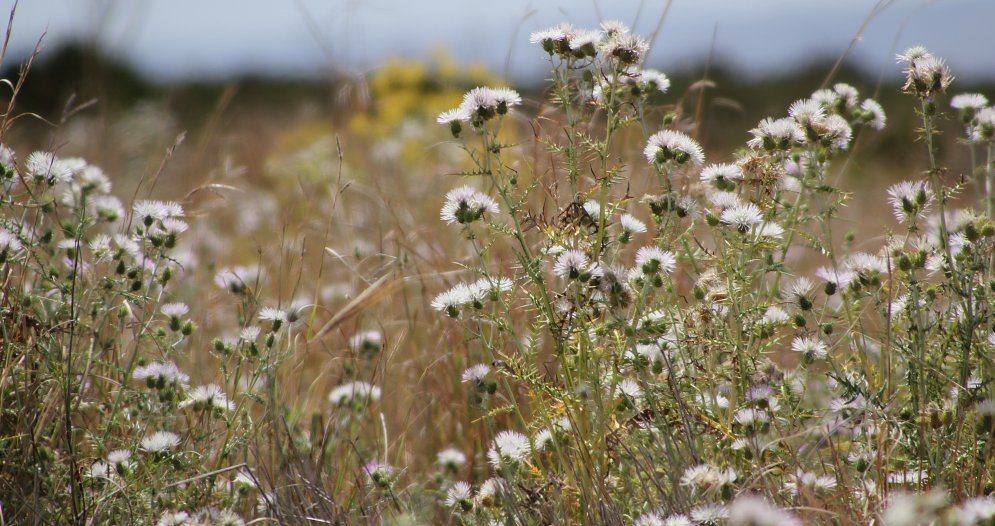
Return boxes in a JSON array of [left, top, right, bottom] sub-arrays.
[[748, 117, 803, 151], [240, 326, 262, 341], [141, 431, 181, 453], [436, 447, 467, 470], [620, 213, 647, 234], [437, 107, 470, 125], [951, 93, 988, 111], [728, 495, 802, 526], [721, 203, 764, 231], [161, 302, 189, 318], [700, 163, 743, 187], [26, 151, 73, 183], [887, 180, 933, 223], [638, 69, 671, 93], [183, 384, 235, 412], [791, 336, 828, 360], [445, 481, 473, 508], [635, 247, 677, 274], [133, 361, 190, 387], [860, 99, 887, 129], [461, 364, 491, 383], [487, 430, 531, 467], [328, 381, 381, 406], [691, 504, 729, 525], [969, 107, 995, 143], [553, 250, 589, 279], [644, 130, 705, 166], [440, 185, 500, 225]]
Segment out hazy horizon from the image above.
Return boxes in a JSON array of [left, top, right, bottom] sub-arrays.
[[6, 0, 994, 83]]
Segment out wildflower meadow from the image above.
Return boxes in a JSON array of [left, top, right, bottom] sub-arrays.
[[4, 11, 995, 526]]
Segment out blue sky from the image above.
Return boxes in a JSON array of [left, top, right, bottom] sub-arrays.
[[6, 0, 994, 82]]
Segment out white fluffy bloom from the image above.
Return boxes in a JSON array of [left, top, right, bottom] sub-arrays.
[[761, 306, 789, 325], [553, 249, 589, 279], [26, 151, 73, 183], [445, 481, 473, 508], [644, 130, 705, 166], [437, 447, 467, 470], [437, 107, 471, 125], [568, 29, 602, 51], [707, 190, 742, 209], [721, 203, 764, 230], [955, 496, 995, 526], [638, 69, 671, 93], [614, 378, 643, 403], [748, 117, 803, 150], [133, 361, 190, 387], [141, 431, 181, 453], [529, 22, 574, 46], [258, 307, 287, 322], [700, 163, 743, 185], [860, 99, 887, 129], [951, 93, 989, 111], [691, 504, 729, 525], [887, 180, 933, 223], [487, 430, 531, 466], [635, 247, 677, 274], [240, 326, 262, 341], [728, 495, 802, 526], [969, 107, 995, 142], [461, 364, 491, 383], [791, 336, 828, 360], [756, 221, 785, 239], [0, 228, 23, 253], [183, 384, 235, 412], [161, 302, 189, 318], [328, 381, 381, 405], [440, 185, 500, 225], [620, 213, 647, 234], [789, 98, 825, 126]]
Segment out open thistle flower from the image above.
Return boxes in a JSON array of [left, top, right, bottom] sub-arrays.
[[328, 381, 381, 407], [141, 431, 181, 454], [431, 285, 468, 317], [133, 361, 190, 390], [859, 99, 887, 129], [440, 185, 500, 225], [700, 163, 743, 190], [567, 29, 601, 57], [721, 203, 764, 233], [553, 249, 590, 280], [691, 504, 730, 526], [617, 212, 646, 237], [637, 69, 671, 94], [969, 107, 995, 143], [644, 130, 705, 166], [182, 384, 235, 412], [951, 93, 989, 122], [437, 107, 470, 136], [26, 151, 73, 184], [600, 32, 649, 65], [898, 46, 953, 97], [530, 22, 575, 55], [791, 335, 829, 362], [728, 495, 802, 526], [635, 246, 676, 275], [887, 180, 933, 223], [458, 86, 521, 125], [445, 481, 474, 511], [487, 430, 531, 468], [437, 447, 467, 472], [748, 117, 803, 151]]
